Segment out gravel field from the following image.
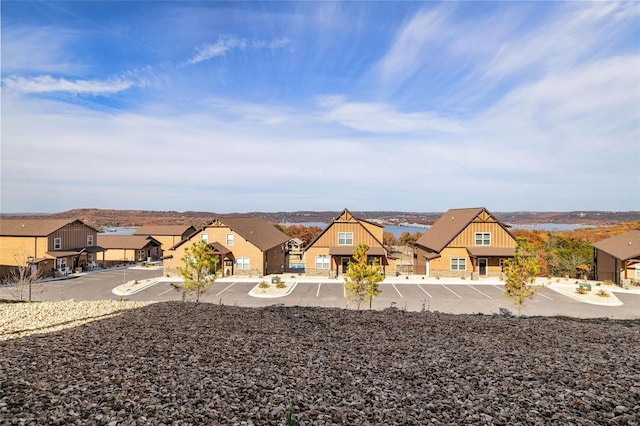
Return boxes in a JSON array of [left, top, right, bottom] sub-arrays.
[[1, 301, 639, 425]]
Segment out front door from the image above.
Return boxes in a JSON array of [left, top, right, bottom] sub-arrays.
[[341, 257, 350, 274], [478, 258, 488, 276]]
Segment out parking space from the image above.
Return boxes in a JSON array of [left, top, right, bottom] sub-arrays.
[[13, 269, 639, 319]]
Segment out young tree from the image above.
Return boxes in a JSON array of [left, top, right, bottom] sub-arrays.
[[343, 244, 384, 310], [177, 241, 219, 302], [0, 248, 42, 302], [503, 238, 541, 315]]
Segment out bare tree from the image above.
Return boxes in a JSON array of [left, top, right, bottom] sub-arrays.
[[1, 248, 42, 302]]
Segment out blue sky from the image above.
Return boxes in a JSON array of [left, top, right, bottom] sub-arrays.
[[1, 1, 639, 214]]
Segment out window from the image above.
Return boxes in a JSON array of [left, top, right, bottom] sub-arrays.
[[236, 257, 249, 270], [475, 232, 491, 246], [57, 258, 67, 270], [201, 233, 208, 243], [226, 233, 234, 246], [338, 232, 353, 245], [54, 238, 62, 250], [636, 264, 640, 279], [451, 258, 467, 271], [315, 255, 330, 270], [87, 235, 94, 246]]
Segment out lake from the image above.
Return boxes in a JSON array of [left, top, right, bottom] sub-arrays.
[[100, 222, 592, 240]]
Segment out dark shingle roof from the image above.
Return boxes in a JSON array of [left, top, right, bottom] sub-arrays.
[[593, 231, 640, 261], [221, 217, 289, 251], [97, 235, 161, 250], [415, 208, 486, 253]]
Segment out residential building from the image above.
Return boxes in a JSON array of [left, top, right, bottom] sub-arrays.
[[413, 208, 516, 278], [163, 217, 289, 277], [304, 209, 389, 277], [593, 230, 640, 286], [133, 225, 197, 255], [0, 218, 103, 277], [97, 235, 162, 267]]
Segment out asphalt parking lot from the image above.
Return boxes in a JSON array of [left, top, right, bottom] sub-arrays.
[[3, 267, 639, 319]]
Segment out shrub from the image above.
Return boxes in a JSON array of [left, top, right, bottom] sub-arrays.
[[596, 289, 610, 298], [258, 281, 269, 289], [276, 281, 286, 289], [576, 286, 588, 295]]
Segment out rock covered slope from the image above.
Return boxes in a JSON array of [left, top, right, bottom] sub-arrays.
[[1, 301, 639, 425]]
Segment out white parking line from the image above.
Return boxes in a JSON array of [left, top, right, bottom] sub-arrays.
[[316, 283, 322, 297], [416, 284, 432, 298], [467, 284, 492, 299], [158, 287, 174, 296], [537, 292, 553, 300], [441, 284, 462, 299], [216, 282, 237, 296], [391, 284, 403, 298]]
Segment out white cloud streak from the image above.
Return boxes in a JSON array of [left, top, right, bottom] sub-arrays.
[[2, 75, 135, 95], [187, 35, 290, 65]]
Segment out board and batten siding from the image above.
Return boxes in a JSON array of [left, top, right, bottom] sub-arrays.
[[49, 222, 97, 251], [304, 221, 385, 275], [449, 222, 516, 249], [312, 222, 383, 248]]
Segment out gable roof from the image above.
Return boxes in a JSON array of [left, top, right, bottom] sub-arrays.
[[97, 235, 161, 250], [593, 231, 640, 261], [0, 218, 95, 237], [220, 216, 290, 251], [133, 225, 196, 237], [415, 207, 513, 253], [306, 208, 385, 249]]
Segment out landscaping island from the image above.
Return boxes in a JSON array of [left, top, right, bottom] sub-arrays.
[[1, 301, 639, 424]]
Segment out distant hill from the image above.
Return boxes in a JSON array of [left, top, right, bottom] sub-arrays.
[[2, 208, 638, 231]]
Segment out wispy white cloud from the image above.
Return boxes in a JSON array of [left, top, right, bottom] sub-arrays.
[[376, 8, 448, 82], [1, 26, 86, 74], [187, 36, 247, 64], [186, 35, 290, 65], [2, 75, 135, 95], [483, 2, 640, 81], [319, 99, 466, 135]]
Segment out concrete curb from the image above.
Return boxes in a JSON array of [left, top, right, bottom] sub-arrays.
[[248, 282, 298, 298]]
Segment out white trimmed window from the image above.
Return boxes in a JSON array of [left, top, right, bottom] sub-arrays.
[[636, 264, 640, 279], [226, 233, 234, 246], [338, 232, 353, 245], [54, 238, 62, 250], [57, 258, 67, 270], [475, 233, 491, 246], [201, 233, 208, 242], [236, 257, 249, 270], [451, 258, 467, 271], [87, 235, 94, 246], [315, 255, 330, 270]]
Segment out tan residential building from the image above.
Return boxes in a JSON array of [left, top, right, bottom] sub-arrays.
[[97, 235, 162, 267], [413, 208, 516, 278], [163, 217, 289, 277], [593, 230, 640, 286], [0, 218, 103, 277], [133, 225, 197, 254], [304, 209, 389, 277]]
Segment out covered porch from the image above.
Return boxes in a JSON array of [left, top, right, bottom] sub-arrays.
[[466, 247, 515, 277], [46, 246, 105, 275], [327, 246, 388, 278]]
